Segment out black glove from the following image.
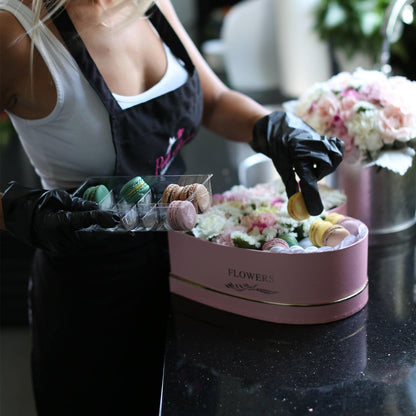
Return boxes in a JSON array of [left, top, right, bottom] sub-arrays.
[[2, 182, 120, 254], [251, 111, 344, 215]]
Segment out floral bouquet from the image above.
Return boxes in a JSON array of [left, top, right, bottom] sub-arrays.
[[293, 68, 416, 175], [191, 182, 347, 252]]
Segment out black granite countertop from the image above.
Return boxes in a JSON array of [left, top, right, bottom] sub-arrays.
[[161, 233, 416, 416]]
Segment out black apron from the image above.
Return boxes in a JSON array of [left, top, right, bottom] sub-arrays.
[[30, 5, 203, 415]]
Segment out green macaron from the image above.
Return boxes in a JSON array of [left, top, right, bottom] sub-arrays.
[[82, 184, 110, 203], [120, 176, 150, 204], [279, 233, 298, 247]]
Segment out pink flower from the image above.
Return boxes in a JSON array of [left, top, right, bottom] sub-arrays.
[[315, 93, 341, 131], [379, 106, 416, 144], [328, 72, 352, 90], [221, 189, 252, 204], [212, 194, 224, 205], [294, 68, 416, 160], [340, 95, 359, 121], [241, 212, 277, 233], [212, 225, 247, 247], [271, 197, 284, 210], [359, 83, 385, 104], [341, 88, 359, 99]]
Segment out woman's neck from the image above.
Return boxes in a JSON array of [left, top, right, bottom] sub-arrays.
[[66, 0, 139, 30]]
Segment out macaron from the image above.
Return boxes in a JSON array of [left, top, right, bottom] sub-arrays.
[[279, 233, 298, 247], [82, 184, 110, 203], [161, 183, 210, 213], [187, 183, 210, 213], [120, 176, 150, 204], [262, 238, 290, 251], [309, 219, 350, 247], [167, 200, 197, 231], [326, 212, 360, 236], [309, 219, 332, 247], [287, 192, 310, 221], [325, 212, 344, 224], [321, 224, 350, 247], [161, 183, 181, 204]]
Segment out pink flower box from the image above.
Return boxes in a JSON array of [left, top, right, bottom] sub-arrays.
[[168, 219, 368, 325]]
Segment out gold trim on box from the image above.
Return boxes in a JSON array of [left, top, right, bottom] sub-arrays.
[[170, 274, 369, 308]]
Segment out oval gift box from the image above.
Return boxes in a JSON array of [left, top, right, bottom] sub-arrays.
[[168, 222, 368, 325]]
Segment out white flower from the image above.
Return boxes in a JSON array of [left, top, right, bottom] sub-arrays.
[[231, 231, 262, 249], [295, 83, 329, 117], [345, 102, 383, 154], [192, 209, 233, 240], [262, 226, 278, 241]]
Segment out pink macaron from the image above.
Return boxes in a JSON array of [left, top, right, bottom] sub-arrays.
[[167, 200, 197, 231], [262, 238, 290, 251], [337, 218, 360, 236], [321, 224, 350, 247], [326, 213, 360, 236]]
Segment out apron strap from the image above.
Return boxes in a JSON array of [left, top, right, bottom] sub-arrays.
[[146, 5, 194, 74], [45, 4, 122, 115]]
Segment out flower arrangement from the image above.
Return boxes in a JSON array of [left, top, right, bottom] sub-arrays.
[[293, 68, 416, 174], [190, 182, 346, 251]]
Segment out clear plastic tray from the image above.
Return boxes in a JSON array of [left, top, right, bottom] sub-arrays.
[[73, 174, 213, 232]]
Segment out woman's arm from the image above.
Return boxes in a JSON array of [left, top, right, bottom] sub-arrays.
[[156, 0, 270, 143], [0, 11, 24, 232]]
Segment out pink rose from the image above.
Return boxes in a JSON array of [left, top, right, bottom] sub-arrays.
[[328, 72, 352, 90], [359, 82, 389, 105], [379, 106, 416, 144], [315, 93, 340, 131], [340, 95, 359, 121], [341, 88, 359, 99]]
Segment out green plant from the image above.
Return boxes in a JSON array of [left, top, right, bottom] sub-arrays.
[[314, 0, 390, 63]]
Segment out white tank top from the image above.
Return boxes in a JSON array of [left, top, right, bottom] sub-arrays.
[[1, 0, 188, 189]]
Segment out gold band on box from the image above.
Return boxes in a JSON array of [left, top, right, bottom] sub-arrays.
[[170, 274, 369, 308]]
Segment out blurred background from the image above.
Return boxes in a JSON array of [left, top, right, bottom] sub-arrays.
[[1, 0, 415, 414]]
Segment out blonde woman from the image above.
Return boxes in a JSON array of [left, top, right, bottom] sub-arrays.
[[0, 0, 343, 413]]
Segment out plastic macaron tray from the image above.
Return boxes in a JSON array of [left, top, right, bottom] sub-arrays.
[[73, 174, 213, 232]]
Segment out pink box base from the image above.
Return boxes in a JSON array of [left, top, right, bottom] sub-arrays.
[[168, 225, 369, 325]]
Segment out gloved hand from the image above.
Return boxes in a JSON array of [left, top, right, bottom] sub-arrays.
[[2, 181, 120, 254], [251, 111, 344, 215]]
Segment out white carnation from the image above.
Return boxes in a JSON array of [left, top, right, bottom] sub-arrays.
[[295, 84, 330, 117], [345, 102, 383, 154], [192, 211, 230, 240]]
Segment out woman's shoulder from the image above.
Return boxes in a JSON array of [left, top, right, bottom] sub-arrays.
[[0, 6, 28, 42], [0, 8, 30, 65]]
